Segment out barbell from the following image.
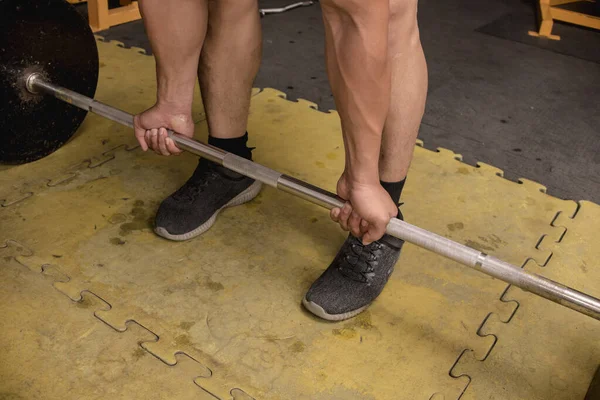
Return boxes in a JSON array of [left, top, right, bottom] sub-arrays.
[[2, 0, 600, 321]]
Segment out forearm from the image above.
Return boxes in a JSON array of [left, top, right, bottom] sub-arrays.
[[139, 0, 207, 111], [322, 1, 391, 184]]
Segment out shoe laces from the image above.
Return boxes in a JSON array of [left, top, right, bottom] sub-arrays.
[[339, 236, 384, 283], [173, 166, 220, 202]]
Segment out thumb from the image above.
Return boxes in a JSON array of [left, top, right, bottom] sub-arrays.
[[361, 230, 375, 246], [133, 115, 148, 151], [362, 222, 386, 245]]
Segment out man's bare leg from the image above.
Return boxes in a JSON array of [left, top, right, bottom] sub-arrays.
[[151, 0, 263, 241], [199, 0, 262, 139], [379, 0, 428, 183], [134, 0, 208, 154], [303, 0, 427, 321]]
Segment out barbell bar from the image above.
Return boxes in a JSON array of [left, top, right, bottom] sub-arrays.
[[24, 73, 600, 321]]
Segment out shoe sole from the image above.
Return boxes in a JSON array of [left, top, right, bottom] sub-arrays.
[[154, 181, 263, 241], [302, 296, 370, 321]]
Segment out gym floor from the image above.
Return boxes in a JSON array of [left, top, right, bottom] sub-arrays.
[[1, 0, 599, 399]]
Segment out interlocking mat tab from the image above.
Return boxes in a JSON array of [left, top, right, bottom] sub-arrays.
[[450, 201, 600, 400], [1, 38, 598, 400]]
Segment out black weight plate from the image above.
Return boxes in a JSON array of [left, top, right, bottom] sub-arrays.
[[0, 0, 99, 164]]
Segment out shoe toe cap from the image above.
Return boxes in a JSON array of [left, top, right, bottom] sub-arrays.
[[304, 270, 375, 317], [154, 201, 198, 236]]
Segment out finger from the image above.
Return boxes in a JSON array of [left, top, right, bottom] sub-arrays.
[[136, 135, 148, 151], [135, 129, 148, 151], [330, 208, 341, 223], [349, 211, 362, 238], [362, 222, 386, 245], [338, 202, 352, 231], [360, 220, 369, 235], [146, 129, 153, 150], [145, 130, 153, 151], [164, 132, 181, 155], [133, 117, 148, 151], [153, 129, 161, 155], [150, 128, 160, 154], [158, 128, 170, 156]]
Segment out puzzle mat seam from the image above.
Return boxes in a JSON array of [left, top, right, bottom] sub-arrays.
[[0, 240, 253, 400], [446, 203, 585, 398]]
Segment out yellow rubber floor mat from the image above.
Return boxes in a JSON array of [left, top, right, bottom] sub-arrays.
[[0, 38, 596, 399], [450, 201, 600, 399], [0, 243, 217, 400]]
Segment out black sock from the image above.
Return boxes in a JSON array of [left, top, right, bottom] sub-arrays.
[[208, 132, 253, 160], [380, 178, 405, 205], [380, 178, 406, 219]]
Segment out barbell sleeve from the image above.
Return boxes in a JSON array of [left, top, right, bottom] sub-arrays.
[[26, 74, 600, 321]]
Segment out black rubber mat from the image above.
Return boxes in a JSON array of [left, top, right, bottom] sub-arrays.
[[476, 2, 600, 64]]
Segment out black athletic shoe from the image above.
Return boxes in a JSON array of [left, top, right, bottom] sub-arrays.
[[154, 158, 262, 241], [303, 227, 404, 321]]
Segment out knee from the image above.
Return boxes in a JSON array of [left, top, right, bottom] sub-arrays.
[[388, 0, 420, 50], [320, 0, 388, 19], [320, 0, 359, 10], [208, 0, 258, 21], [389, 0, 418, 21]]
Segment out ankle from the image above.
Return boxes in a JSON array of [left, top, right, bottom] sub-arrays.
[[380, 177, 406, 206], [208, 132, 253, 160]]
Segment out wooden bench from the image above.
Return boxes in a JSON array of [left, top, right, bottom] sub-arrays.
[[529, 0, 600, 40], [68, 0, 141, 32]]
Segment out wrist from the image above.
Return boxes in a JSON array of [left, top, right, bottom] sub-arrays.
[[345, 164, 380, 186], [156, 76, 195, 112], [155, 98, 192, 116], [342, 129, 382, 186]]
